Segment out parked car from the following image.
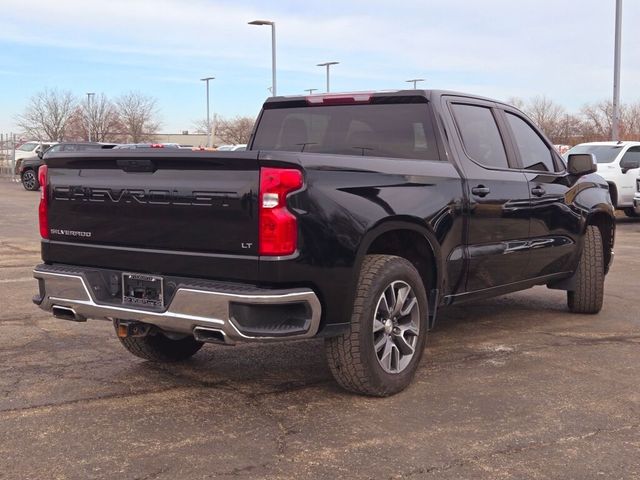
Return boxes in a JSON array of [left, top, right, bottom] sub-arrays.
[[216, 144, 247, 151], [19, 142, 116, 191], [33, 90, 614, 396], [564, 141, 640, 217], [113, 143, 180, 150], [13, 141, 57, 175]]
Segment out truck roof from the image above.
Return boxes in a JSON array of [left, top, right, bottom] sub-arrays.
[[573, 141, 640, 147], [263, 89, 512, 108]]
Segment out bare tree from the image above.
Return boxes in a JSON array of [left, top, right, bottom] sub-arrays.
[[86, 93, 122, 142], [215, 116, 255, 144], [579, 100, 640, 141], [115, 91, 160, 143], [623, 102, 640, 139], [16, 89, 77, 141], [505, 96, 526, 111], [192, 119, 209, 135], [192, 114, 220, 136], [64, 94, 125, 142], [580, 101, 614, 141], [524, 96, 567, 143]]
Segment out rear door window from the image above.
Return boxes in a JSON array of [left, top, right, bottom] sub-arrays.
[[451, 103, 508, 169]]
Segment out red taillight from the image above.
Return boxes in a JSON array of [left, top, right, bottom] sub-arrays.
[[259, 167, 303, 256], [305, 93, 372, 105], [150, 143, 164, 148], [38, 165, 49, 239]]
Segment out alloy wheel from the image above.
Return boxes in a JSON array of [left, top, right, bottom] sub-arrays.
[[372, 280, 420, 374], [22, 171, 36, 190]]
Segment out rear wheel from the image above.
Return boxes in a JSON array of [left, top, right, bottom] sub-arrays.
[[623, 207, 640, 218], [21, 169, 39, 191], [116, 326, 204, 362], [567, 225, 604, 314], [325, 255, 429, 397]]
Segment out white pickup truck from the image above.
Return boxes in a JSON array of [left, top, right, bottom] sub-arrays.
[[565, 141, 640, 217]]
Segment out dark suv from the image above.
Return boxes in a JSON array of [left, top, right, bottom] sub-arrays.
[[19, 142, 116, 191]]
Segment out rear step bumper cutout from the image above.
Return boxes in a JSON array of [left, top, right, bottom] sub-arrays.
[[33, 264, 321, 344]]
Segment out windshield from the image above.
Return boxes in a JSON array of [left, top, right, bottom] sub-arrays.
[[252, 103, 440, 160], [564, 145, 623, 163], [17, 142, 38, 152]]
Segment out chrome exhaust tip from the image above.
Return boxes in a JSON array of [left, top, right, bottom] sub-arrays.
[[193, 326, 231, 345], [52, 305, 86, 322]]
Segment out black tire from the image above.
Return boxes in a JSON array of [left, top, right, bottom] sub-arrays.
[[325, 255, 429, 397], [623, 207, 639, 218], [21, 169, 40, 191], [567, 225, 604, 314], [117, 327, 204, 362]]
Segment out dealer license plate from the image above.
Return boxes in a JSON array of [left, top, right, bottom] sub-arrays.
[[122, 272, 164, 308]]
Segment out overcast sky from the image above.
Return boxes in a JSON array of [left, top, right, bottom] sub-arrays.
[[1, 0, 638, 134]]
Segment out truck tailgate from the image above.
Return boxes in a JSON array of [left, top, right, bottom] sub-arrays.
[[45, 151, 259, 258]]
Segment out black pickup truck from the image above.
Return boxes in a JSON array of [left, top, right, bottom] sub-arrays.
[[33, 90, 615, 396]]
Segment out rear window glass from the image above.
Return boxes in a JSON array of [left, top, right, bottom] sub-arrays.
[[17, 142, 38, 152], [252, 103, 440, 160]]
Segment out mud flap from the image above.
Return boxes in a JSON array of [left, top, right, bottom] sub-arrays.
[[428, 288, 439, 330]]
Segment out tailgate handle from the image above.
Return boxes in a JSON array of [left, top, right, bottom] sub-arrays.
[[117, 159, 156, 172]]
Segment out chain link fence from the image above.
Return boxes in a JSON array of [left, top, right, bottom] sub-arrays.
[[0, 133, 19, 181]]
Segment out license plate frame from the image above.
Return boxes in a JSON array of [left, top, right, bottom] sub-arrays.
[[122, 272, 164, 309]]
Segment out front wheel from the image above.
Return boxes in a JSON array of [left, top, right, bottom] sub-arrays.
[[567, 225, 604, 314], [21, 169, 39, 191], [325, 255, 429, 397], [623, 207, 640, 218]]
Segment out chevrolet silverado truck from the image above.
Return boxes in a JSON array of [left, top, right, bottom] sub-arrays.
[[33, 90, 615, 396]]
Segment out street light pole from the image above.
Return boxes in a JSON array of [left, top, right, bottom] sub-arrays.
[[317, 62, 339, 93], [249, 20, 277, 96], [86, 92, 95, 142], [305, 88, 317, 95], [200, 77, 215, 147], [405, 78, 425, 89], [612, 0, 622, 141]]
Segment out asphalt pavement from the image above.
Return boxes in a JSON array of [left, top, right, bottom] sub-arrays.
[[1, 178, 639, 479]]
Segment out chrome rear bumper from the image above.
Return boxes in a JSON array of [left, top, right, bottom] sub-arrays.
[[33, 264, 321, 344]]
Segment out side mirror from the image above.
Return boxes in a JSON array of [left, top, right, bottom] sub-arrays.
[[620, 157, 640, 174], [567, 153, 597, 177], [37, 149, 44, 159]]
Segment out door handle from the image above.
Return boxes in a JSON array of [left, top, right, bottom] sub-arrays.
[[531, 186, 546, 197], [471, 185, 490, 197]]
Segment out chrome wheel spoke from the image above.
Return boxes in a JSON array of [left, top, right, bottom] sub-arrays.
[[374, 334, 387, 353], [384, 286, 396, 315], [390, 343, 400, 371], [378, 294, 391, 317], [398, 320, 419, 337], [372, 318, 386, 333], [379, 338, 394, 370], [392, 286, 410, 316], [393, 332, 416, 356], [400, 296, 417, 317]]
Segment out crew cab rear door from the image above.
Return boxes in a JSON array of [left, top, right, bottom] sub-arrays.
[[443, 96, 531, 292]]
